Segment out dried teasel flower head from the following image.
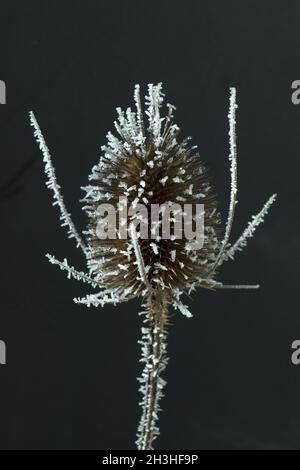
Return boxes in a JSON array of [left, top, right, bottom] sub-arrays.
[[29, 84, 276, 449], [29, 84, 276, 312], [81, 83, 222, 303]]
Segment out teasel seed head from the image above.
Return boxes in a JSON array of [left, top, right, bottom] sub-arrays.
[[81, 83, 222, 302]]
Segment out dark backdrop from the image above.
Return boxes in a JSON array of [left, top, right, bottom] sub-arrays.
[[0, 0, 299, 450]]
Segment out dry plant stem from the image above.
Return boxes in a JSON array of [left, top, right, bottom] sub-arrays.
[[137, 290, 169, 450]]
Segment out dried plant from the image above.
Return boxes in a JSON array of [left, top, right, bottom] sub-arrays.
[[29, 84, 276, 450]]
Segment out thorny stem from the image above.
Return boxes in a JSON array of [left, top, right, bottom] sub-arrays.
[[136, 290, 169, 450]]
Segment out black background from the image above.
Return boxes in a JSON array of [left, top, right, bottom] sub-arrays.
[[0, 0, 299, 450]]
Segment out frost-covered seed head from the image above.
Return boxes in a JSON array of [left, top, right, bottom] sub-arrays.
[[82, 83, 222, 299]]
